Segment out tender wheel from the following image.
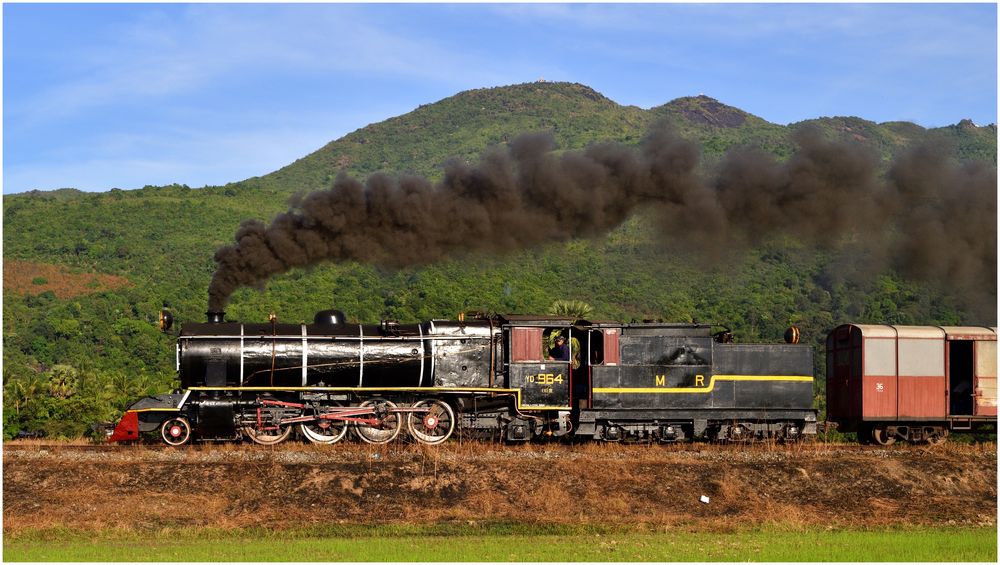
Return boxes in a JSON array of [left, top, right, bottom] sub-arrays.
[[726, 423, 752, 442], [160, 417, 192, 446], [300, 404, 350, 445], [406, 399, 455, 445], [355, 399, 402, 444], [872, 426, 896, 446]]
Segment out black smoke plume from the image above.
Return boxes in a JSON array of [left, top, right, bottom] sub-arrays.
[[209, 126, 996, 318]]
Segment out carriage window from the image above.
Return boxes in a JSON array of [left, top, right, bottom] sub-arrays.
[[511, 327, 543, 362]]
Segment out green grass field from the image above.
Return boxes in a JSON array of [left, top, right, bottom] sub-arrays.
[[4, 524, 996, 562]]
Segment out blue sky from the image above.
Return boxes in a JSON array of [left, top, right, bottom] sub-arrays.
[[3, 3, 996, 195]]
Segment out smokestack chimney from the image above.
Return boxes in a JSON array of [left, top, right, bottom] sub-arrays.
[[206, 311, 225, 324]]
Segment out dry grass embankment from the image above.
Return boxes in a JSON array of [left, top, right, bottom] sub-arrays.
[[3, 440, 995, 535]]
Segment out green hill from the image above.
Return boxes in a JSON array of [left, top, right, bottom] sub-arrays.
[[3, 81, 996, 438], [253, 82, 651, 192]]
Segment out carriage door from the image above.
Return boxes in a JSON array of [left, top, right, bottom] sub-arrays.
[[949, 340, 975, 416], [974, 340, 997, 417], [507, 326, 571, 409]]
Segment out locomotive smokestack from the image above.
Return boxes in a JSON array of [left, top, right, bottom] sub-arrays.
[[206, 311, 226, 324]]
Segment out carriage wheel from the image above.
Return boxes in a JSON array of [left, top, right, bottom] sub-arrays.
[[872, 425, 896, 446], [355, 399, 402, 444], [160, 417, 192, 446], [406, 399, 455, 445], [300, 404, 350, 445], [243, 423, 292, 445], [927, 428, 949, 445]]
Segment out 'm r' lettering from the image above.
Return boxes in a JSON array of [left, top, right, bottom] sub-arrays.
[[655, 374, 666, 386]]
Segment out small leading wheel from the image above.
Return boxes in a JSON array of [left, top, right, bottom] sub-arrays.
[[355, 399, 402, 444], [160, 417, 192, 446], [407, 399, 455, 445], [300, 404, 350, 445], [872, 426, 896, 446], [243, 423, 292, 446]]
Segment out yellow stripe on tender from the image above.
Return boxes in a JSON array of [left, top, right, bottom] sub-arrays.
[[593, 375, 813, 394]]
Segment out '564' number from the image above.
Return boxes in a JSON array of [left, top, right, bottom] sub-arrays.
[[526, 373, 564, 385]]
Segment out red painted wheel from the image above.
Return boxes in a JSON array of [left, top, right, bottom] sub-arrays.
[[300, 403, 350, 445], [355, 399, 402, 444], [406, 399, 455, 445], [160, 417, 191, 446], [243, 423, 292, 446]]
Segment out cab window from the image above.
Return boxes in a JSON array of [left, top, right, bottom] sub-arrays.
[[510, 327, 543, 362]]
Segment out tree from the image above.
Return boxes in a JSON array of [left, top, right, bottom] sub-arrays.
[[5, 375, 41, 418], [47, 365, 78, 399], [548, 299, 593, 321]]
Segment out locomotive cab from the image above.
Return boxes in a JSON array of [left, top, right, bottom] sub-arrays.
[[504, 318, 575, 411]]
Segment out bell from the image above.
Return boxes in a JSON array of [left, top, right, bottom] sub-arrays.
[[784, 326, 801, 344]]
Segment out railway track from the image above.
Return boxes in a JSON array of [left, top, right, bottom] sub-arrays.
[[3, 438, 968, 454]]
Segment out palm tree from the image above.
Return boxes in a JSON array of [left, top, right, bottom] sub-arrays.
[[6, 378, 39, 417], [47, 365, 78, 399], [548, 299, 593, 321], [546, 300, 593, 370]]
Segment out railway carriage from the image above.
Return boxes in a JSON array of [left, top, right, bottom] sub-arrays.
[[826, 324, 998, 444]]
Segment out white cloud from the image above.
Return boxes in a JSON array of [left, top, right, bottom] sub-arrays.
[[6, 4, 561, 193], [10, 4, 515, 126]]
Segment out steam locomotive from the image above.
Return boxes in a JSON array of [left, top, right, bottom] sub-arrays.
[[108, 309, 818, 445]]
